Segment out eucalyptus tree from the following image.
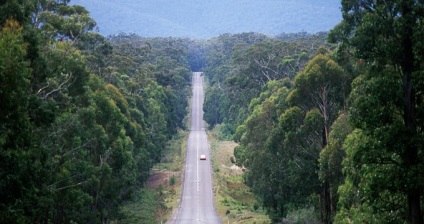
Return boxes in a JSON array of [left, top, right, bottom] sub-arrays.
[[234, 80, 292, 220], [234, 52, 348, 222], [36, 3, 96, 41], [0, 1, 102, 222], [289, 53, 347, 223], [203, 33, 332, 136], [208, 39, 309, 132], [0, 19, 33, 223], [203, 33, 270, 131], [0, 1, 193, 222], [290, 53, 347, 147], [318, 113, 352, 220], [109, 35, 191, 132], [330, 1, 424, 223]]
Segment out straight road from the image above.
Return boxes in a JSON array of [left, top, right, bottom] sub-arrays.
[[169, 72, 221, 224]]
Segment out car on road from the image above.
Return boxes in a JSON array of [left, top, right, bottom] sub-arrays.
[[200, 154, 206, 160]]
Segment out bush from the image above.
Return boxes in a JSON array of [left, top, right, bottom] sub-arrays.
[[282, 206, 320, 224], [169, 175, 176, 186], [253, 203, 259, 211], [230, 156, 236, 164], [213, 124, 234, 140]]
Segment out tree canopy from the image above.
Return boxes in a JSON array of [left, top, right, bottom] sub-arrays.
[[202, 1, 424, 223], [0, 1, 191, 223]]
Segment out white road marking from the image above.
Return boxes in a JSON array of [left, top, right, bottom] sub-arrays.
[[170, 72, 220, 224], [196, 132, 200, 223]]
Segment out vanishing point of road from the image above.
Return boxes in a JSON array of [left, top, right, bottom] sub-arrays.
[[169, 72, 221, 224]]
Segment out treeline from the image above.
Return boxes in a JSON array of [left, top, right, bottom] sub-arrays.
[[0, 1, 191, 223], [203, 32, 330, 138], [203, 2, 424, 224]]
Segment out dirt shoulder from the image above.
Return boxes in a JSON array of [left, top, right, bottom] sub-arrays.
[[146, 170, 180, 189]]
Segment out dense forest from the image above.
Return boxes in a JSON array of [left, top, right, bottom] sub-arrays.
[[0, 1, 192, 223], [1, 0, 424, 224], [202, 1, 424, 223]]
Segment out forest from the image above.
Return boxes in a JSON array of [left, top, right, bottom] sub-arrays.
[[0, 1, 192, 223], [202, 1, 424, 223], [1, 0, 424, 224]]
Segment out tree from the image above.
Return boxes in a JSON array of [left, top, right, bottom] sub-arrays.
[[234, 81, 293, 220], [0, 19, 34, 223], [37, 4, 96, 41], [204, 85, 225, 127], [331, 1, 424, 223], [203, 33, 331, 134], [319, 113, 352, 220], [0, 0, 197, 221], [290, 53, 346, 146], [288, 53, 347, 223]]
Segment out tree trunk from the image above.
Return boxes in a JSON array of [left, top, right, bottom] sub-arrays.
[[408, 191, 422, 224], [320, 181, 332, 224], [330, 189, 336, 218], [400, 1, 422, 223], [320, 126, 331, 223]]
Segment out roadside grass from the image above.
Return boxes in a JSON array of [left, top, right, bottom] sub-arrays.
[[153, 130, 188, 215], [116, 188, 164, 224], [154, 130, 187, 172], [115, 130, 188, 224], [208, 128, 271, 224]]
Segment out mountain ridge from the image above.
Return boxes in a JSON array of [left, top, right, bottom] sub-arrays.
[[72, 0, 342, 38]]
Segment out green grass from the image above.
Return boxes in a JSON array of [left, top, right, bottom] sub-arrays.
[[153, 130, 187, 172], [114, 189, 165, 224]]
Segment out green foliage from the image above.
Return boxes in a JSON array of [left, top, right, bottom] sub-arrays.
[[0, 0, 33, 26], [330, 1, 424, 223], [0, 19, 33, 224], [318, 113, 352, 219], [202, 20, 411, 224], [117, 189, 161, 224], [335, 68, 414, 222], [169, 175, 176, 186], [0, 20, 31, 145], [38, 4, 96, 41], [0, 2, 191, 222], [211, 124, 234, 141], [230, 49, 351, 222], [336, 129, 407, 223], [282, 206, 320, 224], [203, 33, 332, 134]]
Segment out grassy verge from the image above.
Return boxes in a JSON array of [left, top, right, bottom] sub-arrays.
[[208, 128, 271, 224], [154, 130, 188, 219], [115, 130, 188, 224]]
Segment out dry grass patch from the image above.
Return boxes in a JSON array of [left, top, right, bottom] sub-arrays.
[[146, 170, 180, 189], [209, 133, 271, 224]]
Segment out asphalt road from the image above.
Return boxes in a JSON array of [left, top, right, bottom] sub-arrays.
[[169, 72, 221, 224]]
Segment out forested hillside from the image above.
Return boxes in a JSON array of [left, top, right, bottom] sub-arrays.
[[0, 2, 192, 223], [71, 0, 341, 38], [202, 1, 424, 223]]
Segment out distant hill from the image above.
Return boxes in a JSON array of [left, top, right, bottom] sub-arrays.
[[72, 0, 342, 38]]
